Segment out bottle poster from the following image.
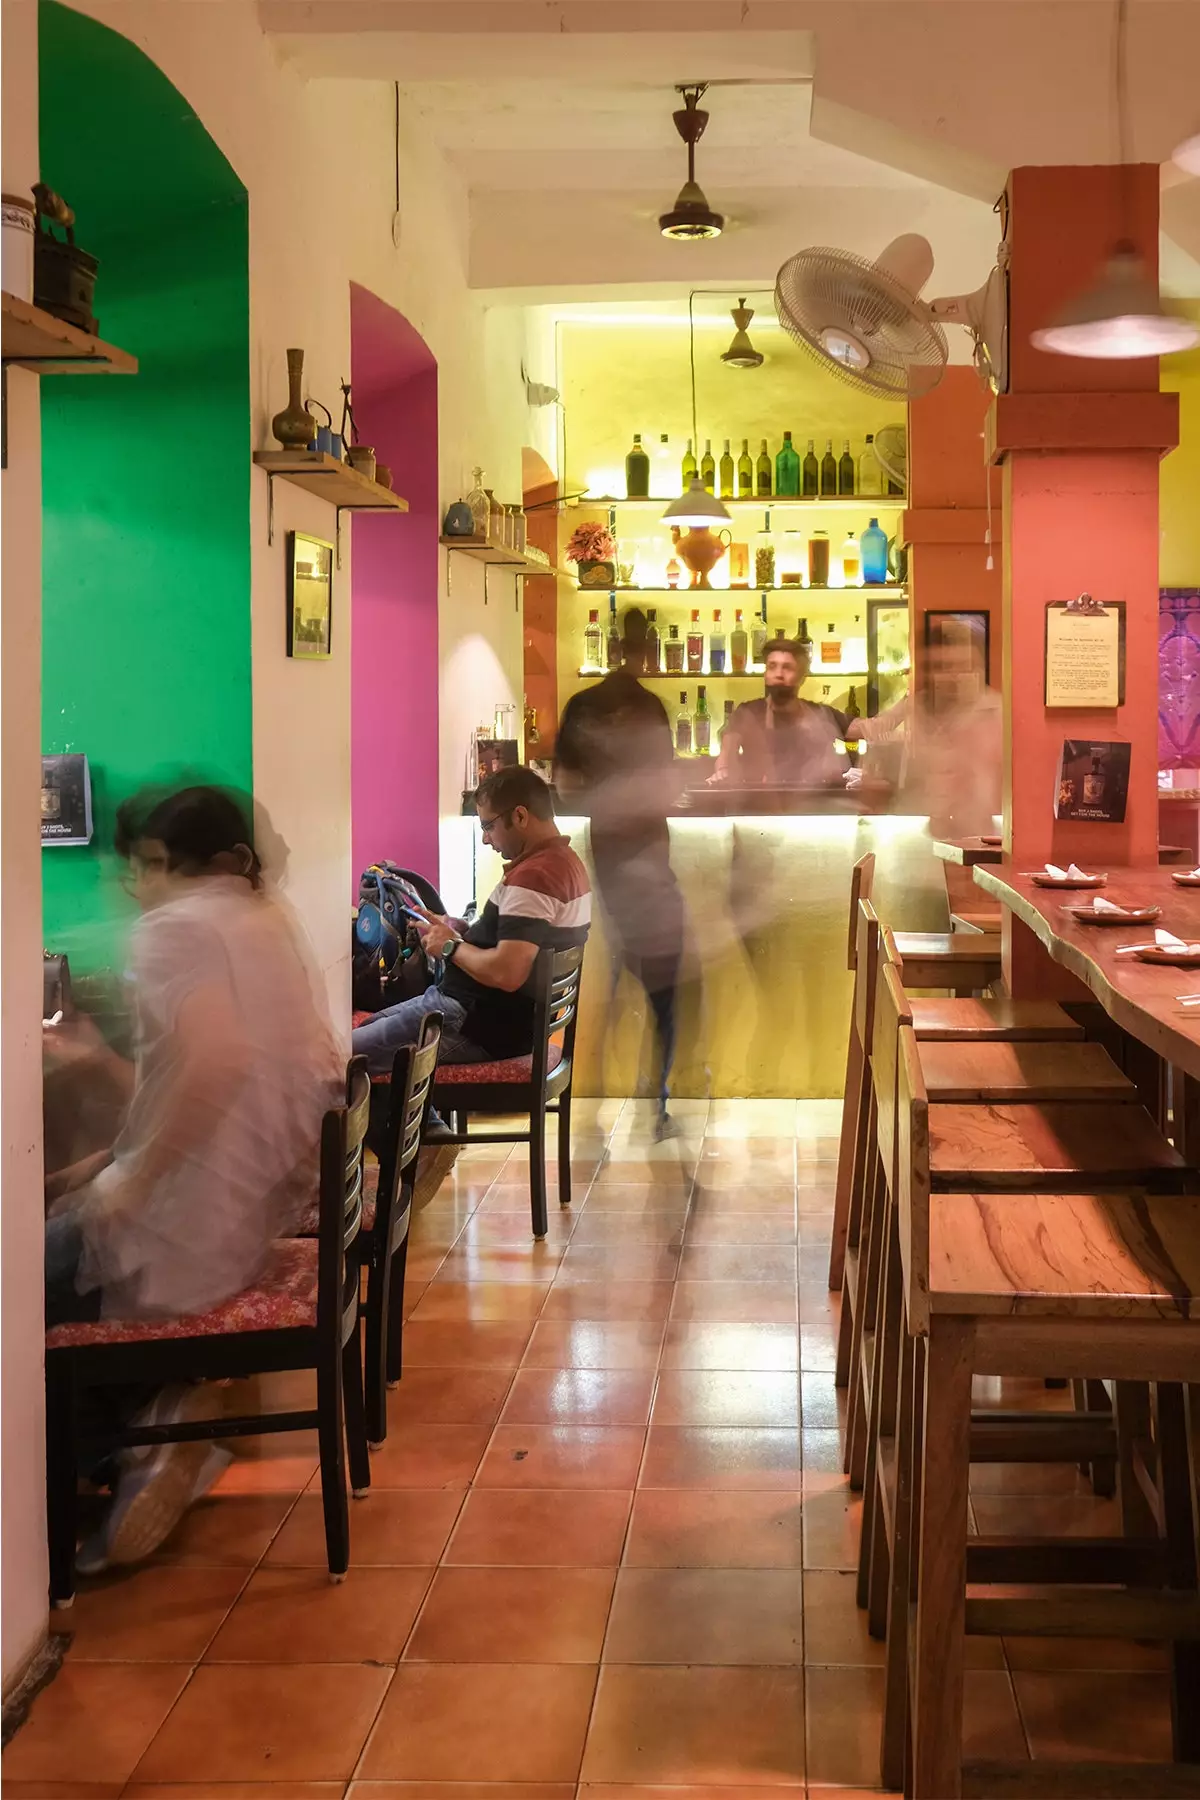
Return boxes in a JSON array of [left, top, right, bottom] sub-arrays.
[[1054, 739, 1131, 823], [1045, 598, 1125, 708], [41, 753, 93, 846]]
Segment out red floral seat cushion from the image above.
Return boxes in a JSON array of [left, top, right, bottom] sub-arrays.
[[293, 1162, 377, 1238], [436, 1043, 563, 1086], [45, 1239, 319, 1350]]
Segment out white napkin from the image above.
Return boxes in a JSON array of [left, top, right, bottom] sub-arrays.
[[1151, 929, 1200, 953], [1090, 896, 1125, 914], [1045, 862, 1093, 881]]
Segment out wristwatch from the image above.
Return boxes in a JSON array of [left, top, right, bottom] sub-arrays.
[[441, 938, 460, 961]]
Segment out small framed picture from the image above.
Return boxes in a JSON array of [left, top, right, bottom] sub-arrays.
[[286, 531, 333, 659]]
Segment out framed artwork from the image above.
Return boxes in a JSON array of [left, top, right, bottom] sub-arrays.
[[923, 609, 991, 714], [1044, 598, 1125, 708], [286, 531, 333, 659]]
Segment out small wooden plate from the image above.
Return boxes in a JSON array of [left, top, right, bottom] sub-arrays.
[[1135, 946, 1200, 967], [1030, 873, 1107, 890], [1170, 871, 1200, 887], [1063, 904, 1160, 926]]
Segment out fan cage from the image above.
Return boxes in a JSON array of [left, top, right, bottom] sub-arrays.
[[775, 246, 948, 400]]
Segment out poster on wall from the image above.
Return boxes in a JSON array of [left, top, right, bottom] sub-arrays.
[[41, 753, 93, 846], [286, 531, 333, 659], [1054, 739, 1131, 823], [1045, 597, 1125, 708]]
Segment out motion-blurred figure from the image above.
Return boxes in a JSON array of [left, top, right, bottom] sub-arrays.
[[712, 637, 850, 788], [555, 609, 685, 1133], [43, 784, 343, 1573]]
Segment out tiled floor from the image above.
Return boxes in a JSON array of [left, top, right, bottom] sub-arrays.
[[4, 1098, 1175, 1797]]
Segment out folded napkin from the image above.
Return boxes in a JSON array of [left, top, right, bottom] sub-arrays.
[[1090, 896, 1126, 914], [1152, 928, 1200, 952], [1044, 862, 1094, 881]]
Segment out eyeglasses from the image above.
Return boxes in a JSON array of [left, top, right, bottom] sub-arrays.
[[477, 809, 514, 841]]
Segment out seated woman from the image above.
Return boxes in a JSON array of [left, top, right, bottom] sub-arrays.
[[44, 784, 343, 1572]]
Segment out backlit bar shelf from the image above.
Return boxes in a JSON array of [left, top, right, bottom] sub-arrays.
[[572, 495, 906, 512], [576, 667, 871, 682], [572, 584, 907, 599]]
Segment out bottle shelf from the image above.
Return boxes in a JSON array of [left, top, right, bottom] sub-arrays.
[[573, 495, 905, 512], [572, 584, 907, 599], [575, 668, 870, 682], [440, 534, 558, 574]]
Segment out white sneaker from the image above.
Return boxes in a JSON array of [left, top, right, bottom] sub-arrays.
[[81, 1386, 230, 1572]]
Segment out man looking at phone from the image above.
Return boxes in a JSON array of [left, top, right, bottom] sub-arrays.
[[352, 766, 590, 1074]]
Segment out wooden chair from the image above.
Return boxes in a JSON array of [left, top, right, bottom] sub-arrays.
[[430, 945, 585, 1240], [855, 849, 1003, 993], [887, 1018, 1200, 1799], [45, 1059, 373, 1603]]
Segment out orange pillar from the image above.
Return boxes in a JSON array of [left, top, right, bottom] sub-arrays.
[[992, 165, 1179, 994]]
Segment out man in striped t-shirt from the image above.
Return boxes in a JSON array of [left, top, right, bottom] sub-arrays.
[[352, 767, 590, 1072]]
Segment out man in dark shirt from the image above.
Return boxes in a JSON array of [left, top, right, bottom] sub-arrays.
[[352, 767, 590, 1073], [555, 610, 685, 1134], [713, 638, 850, 788]]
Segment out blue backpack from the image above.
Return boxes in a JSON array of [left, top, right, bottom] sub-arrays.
[[352, 862, 440, 1013]]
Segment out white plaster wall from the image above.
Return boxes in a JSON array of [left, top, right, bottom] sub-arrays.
[[2, 0, 48, 1693]]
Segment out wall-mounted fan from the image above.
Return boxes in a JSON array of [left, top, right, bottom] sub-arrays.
[[774, 234, 1009, 400], [872, 423, 907, 493]]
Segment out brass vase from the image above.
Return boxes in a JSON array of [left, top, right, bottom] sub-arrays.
[[272, 348, 314, 451], [676, 526, 729, 590]]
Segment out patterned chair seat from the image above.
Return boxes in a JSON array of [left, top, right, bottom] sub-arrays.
[[436, 1043, 563, 1086], [45, 1238, 319, 1349]]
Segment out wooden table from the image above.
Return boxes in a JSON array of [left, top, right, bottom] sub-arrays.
[[974, 865, 1200, 1082], [932, 836, 1004, 867]]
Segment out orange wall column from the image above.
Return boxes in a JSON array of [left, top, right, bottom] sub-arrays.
[[992, 165, 1179, 994]]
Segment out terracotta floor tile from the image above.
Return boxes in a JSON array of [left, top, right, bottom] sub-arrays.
[[407, 1565, 615, 1662], [796, 1184, 838, 1212], [522, 1319, 666, 1369], [604, 1568, 803, 1664], [804, 1666, 884, 1788], [797, 1282, 841, 1326], [556, 1244, 682, 1282], [801, 1484, 862, 1571], [345, 1423, 492, 1490], [581, 1664, 805, 1785], [1003, 1634, 1168, 1672], [433, 1248, 562, 1285], [205, 1565, 431, 1662], [579, 1788, 804, 1800], [1, 1664, 190, 1785], [683, 1214, 799, 1246], [1013, 1670, 1172, 1761], [541, 1281, 675, 1322], [126, 1784, 343, 1798], [446, 1487, 633, 1566], [802, 1570, 884, 1667], [624, 1489, 804, 1569], [458, 1212, 577, 1247], [209, 1434, 319, 1496], [800, 1373, 848, 1431], [478, 1424, 646, 1489], [689, 1183, 796, 1211], [3, 1786, 123, 1800], [149, 1491, 296, 1566], [132, 1663, 390, 1783], [266, 1489, 462, 1566], [583, 1179, 694, 1207], [971, 1492, 1122, 1539], [383, 1367, 514, 1427], [360, 1664, 597, 1781], [798, 1323, 839, 1374], [800, 1430, 845, 1481], [668, 1281, 800, 1326], [407, 1282, 549, 1324], [708, 1106, 800, 1139], [640, 1426, 802, 1490], [348, 1786, 575, 1800], [652, 1370, 801, 1429], [677, 1246, 798, 1282], [400, 1320, 533, 1368], [969, 1459, 1097, 1497], [660, 1323, 800, 1372], [502, 1366, 655, 1426], [58, 1565, 246, 1662], [567, 1210, 688, 1246]]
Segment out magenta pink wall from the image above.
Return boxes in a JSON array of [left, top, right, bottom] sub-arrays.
[[350, 284, 440, 888]]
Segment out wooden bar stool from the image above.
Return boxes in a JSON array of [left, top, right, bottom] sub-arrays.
[[854, 849, 1003, 992], [885, 1017, 1200, 1799]]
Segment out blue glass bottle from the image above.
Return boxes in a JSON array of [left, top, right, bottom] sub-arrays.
[[861, 516, 889, 586]]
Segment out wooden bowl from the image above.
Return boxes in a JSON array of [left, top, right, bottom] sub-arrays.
[[1134, 946, 1200, 967], [1063, 903, 1160, 926], [1030, 872, 1107, 890]]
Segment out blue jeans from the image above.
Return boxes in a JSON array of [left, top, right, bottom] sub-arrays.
[[351, 985, 487, 1080], [46, 1211, 101, 1328]]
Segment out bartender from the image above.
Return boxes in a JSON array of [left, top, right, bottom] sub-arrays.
[[712, 637, 850, 787]]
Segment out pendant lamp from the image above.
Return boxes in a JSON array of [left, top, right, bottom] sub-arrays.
[[721, 299, 765, 369], [662, 477, 732, 528]]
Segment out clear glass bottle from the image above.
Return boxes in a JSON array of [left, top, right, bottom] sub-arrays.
[[775, 431, 800, 497], [687, 608, 704, 673], [584, 607, 602, 670], [841, 531, 860, 585], [625, 433, 650, 498], [606, 597, 622, 668], [838, 439, 856, 495], [645, 607, 661, 673], [751, 601, 768, 668], [675, 691, 693, 755], [719, 439, 735, 499], [653, 433, 672, 496], [694, 686, 712, 755], [666, 553, 682, 589], [754, 526, 776, 590], [756, 438, 772, 497], [730, 609, 748, 673], [710, 610, 726, 672], [801, 439, 819, 497], [820, 622, 842, 667], [859, 434, 884, 496], [861, 516, 889, 584], [738, 438, 754, 497], [808, 531, 830, 587], [820, 439, 838, 497], [682, 438, 697, 485], [665, 624, 684, 672], [466, 466, 489, 535], [700, 440, 716, 492]]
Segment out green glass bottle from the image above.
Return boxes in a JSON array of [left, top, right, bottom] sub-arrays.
[[694, 685, 712, 755], [700, 439, 715, 493], [625, 433, 650, 498], [737, 438, 754, 497], [681, 437, 697, 486], [756, 438, 772, 497], [775, 431, 800, 497], [719, 439, 735, 499], [801, 438, 819, 498], [820, 438, 838, 497], [838, 439, 856, 495]]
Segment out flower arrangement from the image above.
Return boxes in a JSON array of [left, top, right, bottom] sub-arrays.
[[565, 521, 617, 565]]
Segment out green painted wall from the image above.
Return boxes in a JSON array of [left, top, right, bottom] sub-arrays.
[[39, 2, 250, 970]]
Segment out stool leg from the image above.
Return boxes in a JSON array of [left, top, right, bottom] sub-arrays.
[[846, 1150, 885, 1488], [830, 1026, 864, 1289], [342, 1318, 372, 1498], [557, 1091, 573, 1209], [316, 1350, 350, 1580], [910, 1317, 973, 1800], [881, 1323, 918, 1791], [45, 1357, 78, 1608], [529, 1105, 549, 1241], [1154, 1382, 1200, 1761], [385, 1233, 410, 1389], [1115, 1380, 1157, 1538]]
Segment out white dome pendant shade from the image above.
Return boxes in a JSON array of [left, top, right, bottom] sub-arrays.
[[662, 478, 732, 528], [1031, 242, 1200, 360]]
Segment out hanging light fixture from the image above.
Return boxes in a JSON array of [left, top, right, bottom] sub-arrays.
[[1032, 0, 1200, 360], [659, 85, 724, 241], [661, 477, 732, 527], [720, 298, 764, 369]]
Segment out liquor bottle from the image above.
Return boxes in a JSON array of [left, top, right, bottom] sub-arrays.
[[838, 439, 856, 495], [756, 439, 772, 497], [700, 440, 716, 492], [859, 434, 884, 496], [751, 601, 768, 668], [666, 552, 682, 588], [718, 698, 736, 749], [820, 623, 842, 667], [665, 624, 684, 672], [675, 691, 692, 755], [738, 438, 754, 497], [710, 610, 727, 673], [808, 530, 830, 587], [606, 598, 622, 668], [820, 439, 838, 496], [845, 685, 861, 725], [653, 433, 672, 495], [861, 517, 889, 584], [686, 608, 704, 673], [775, 431, 800, 497], [625, 433, 650, 498], [730, 609, 748, 673], [584, 608, 602, 670], [719, 439, 735, 499], [645, 608, 661, 673], [801, 438, 819, 498], [841, 532, 860, 585], [694, 686, 712, 755], [682, 437, 697, 485], [796, 616, 814, 656]]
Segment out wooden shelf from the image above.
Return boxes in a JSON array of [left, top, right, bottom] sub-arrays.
[[2, 291, 137, 374], [572, 584, 907, 599], [441, 535, 560, 576], [574, 495, 906, 512], [575, 668, 870, 682], [254, 450, 408, 512]]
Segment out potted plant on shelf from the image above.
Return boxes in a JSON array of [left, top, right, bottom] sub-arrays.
[[566, 520, 618, 588]]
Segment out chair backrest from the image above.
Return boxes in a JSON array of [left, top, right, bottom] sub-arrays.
[[317, 1056, 371, 1348], [871, 958, 913, 1207], [531, 943, 586, 1087], [376, 1011, 444, 1252], [896, 1021, 931, 1335], [847, 852, 877, 971], [879, 921, 902, 978], [854, 899, 882, 1053]]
